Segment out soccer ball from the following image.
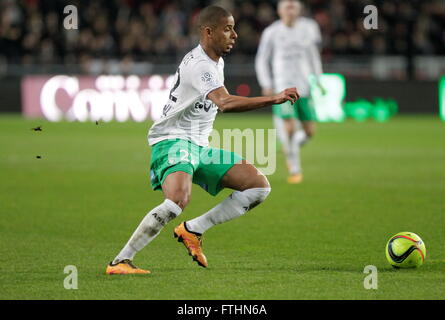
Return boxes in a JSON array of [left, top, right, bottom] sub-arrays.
[[385, 232, 426, 268]]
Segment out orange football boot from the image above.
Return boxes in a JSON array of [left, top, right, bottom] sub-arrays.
[[287, 173, 303, 184], [174, 222, 208, 268], [105, 259, 151, 275]]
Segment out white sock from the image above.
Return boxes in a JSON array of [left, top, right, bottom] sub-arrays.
[[274, 116, 298, 174], [294, 130, 310, 146], [288, 130, 311, 175], [186, 187, 271, 234], [113, 199, 182, 264], [273, 116, 291, 156], [288, 137, 301, 175]]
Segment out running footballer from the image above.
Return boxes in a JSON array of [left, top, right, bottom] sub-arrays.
[[106, 5, 299, 274]]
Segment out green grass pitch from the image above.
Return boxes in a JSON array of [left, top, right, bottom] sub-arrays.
[[0, 114, 444, 300]]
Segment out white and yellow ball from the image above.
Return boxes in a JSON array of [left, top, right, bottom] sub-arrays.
[[385, 232, 426, 268]]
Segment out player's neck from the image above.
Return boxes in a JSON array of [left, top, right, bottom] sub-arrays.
[[282, 18, 297, 28], [200, 42, 220, 62]]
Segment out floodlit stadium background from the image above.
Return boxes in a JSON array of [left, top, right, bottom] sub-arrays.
[[1, 0, 445, 300], [1, 0, 444, 119]]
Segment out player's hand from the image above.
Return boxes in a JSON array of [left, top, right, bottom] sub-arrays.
[[262, 88, 274, 96], [274, 87, 299, 105]]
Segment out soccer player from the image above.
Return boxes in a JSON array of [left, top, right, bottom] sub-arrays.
[[255, 0, 325, 184], [106, 5, 299, 274]]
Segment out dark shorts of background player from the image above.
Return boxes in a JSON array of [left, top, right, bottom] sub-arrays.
[[149, 139, 243, 196], [272, 97, 317, 121]]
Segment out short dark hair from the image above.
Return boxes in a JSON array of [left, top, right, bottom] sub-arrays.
[[278, 0, 301, 5], [198, 5, 232, 29]]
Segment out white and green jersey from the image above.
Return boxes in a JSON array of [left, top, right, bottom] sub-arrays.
[[255, 17, 323, 96], [148, 45, 225, 147]]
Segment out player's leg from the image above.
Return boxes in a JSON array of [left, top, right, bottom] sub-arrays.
[[185, 160, 271, 236], [288, 120, 313, 184], [292, 97, 316, 146], [173, 146, 271, 268], [272, 102, 300, 177], [221, 159, 271, 191], [107, 171, 190, 274], [302, 120, 316, 138], [107, 140, 196, 274], [288, 97, 317, 183], [162, 171, 193, 209], [273, 115, 291, 156], [282, 117, 302, 177], [293, 120, 315, 146]]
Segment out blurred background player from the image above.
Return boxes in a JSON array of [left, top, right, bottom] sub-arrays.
[[255, 0, 325, 184]]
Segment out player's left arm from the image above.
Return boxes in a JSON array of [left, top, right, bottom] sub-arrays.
[[307, 44, 326, 95], [307, 21, 326, 94]]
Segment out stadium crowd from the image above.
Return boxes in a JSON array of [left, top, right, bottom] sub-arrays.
[[1, 0, 444, 67]]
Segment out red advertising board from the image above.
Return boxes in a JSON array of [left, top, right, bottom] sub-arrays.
[[22, 75, 174, 122]]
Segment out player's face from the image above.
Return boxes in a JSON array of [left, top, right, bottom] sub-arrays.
[[213, 15, 237, 56], [278, 1, 301, 24]]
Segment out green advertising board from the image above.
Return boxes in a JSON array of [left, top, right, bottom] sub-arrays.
[[310, 74, 399, 122], [440, 76, 445, 121], [310, 73, 346, 122]]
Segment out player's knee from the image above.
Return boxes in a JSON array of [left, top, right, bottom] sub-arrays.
[[252, 176, 271, 205], [256, 187, 271, 203], [242, 187, 271, 211], [304, 124, 316, 138], [170, 197, 190, 210], [165, 190, 190, 210], [252, 173, 270, 189], [237, 171, 270, 191], [306, 129, 315, 138]]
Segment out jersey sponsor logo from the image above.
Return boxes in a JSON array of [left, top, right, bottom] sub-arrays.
[[152, 212, 166, 227], [194, 101, 214, 112], [168, 211, 177, 220]]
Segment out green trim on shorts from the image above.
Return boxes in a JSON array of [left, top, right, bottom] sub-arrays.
[[272, 97, 317, 121], [149, 139, 243, 196]]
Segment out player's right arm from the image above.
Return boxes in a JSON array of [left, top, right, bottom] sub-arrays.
[[208, 86, 299, 113]]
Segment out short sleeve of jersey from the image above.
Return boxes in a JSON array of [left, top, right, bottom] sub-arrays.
[[191, 61, 224, 99]]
